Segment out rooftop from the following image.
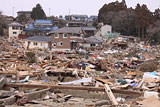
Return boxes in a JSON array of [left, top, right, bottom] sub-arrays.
[[71, 14, 88, 18], [85, 36, 103, 43], [34, 20, 53, 25], [83, 27, 96, 31], [17, 11, 32, 13], [8, 22, 23, 27], [25, 36, 51, 42], [25, 23, 58, 31], [49, 27, 84, 34]]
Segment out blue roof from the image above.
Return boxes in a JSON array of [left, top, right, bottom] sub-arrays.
[[34, 19, 53, 24], [25, 21, 58, 32], [51, 26, 59, 31], [90, 16, 98, 19]]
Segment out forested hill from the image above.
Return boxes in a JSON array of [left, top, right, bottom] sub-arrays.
[[98, 0, 160, 44]]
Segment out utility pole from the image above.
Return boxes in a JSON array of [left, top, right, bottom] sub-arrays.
[[49, 8, 51, 17], [69, 9, 71, 21], [12, 7, 15, 17]]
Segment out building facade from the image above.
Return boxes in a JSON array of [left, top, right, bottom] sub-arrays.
[[24, 36, 51, 49], [8, 22, 24, 38], [49, 27, 84, 51], [71, 14, 88, 22]]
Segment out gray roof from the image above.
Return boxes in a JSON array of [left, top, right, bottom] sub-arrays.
[[71, 14, 88, 18], [17, 11, 31, 13], [85, 36, 103, 43], [8, 22, 23, 27], [83, 27, 96, 31], [49, 27, 84, 34], [25, 36, 51, 42]]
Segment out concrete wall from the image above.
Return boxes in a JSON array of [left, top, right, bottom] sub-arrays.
[[101, 24, 112, 36], [9, 26, 23, 38], [24, 40, 50, 49]]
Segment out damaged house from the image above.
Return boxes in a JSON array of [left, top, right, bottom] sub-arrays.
[[83, 36, 103, 48], [49, 27, 85, 51]]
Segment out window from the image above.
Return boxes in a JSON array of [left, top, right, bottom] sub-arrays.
[[63, 34, 67, 38], [13, 32, 17, 34], [34, 42, 38, 46], [28, 41, 30, 45], [58, 42, 63, 46], [91, 44, 96, 47], [54, 33, 59, 38], [52, 43, 56, 47], [12, 27, 19, 30]]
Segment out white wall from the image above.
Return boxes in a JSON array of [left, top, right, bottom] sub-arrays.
[[101, 24, 112, 36], [24, 40, 49, 49], [9, 26, 23, 38], [83, 43, 90, 48]]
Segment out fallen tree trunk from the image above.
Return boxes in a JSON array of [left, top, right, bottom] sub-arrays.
[[5, 83, 142, 96]]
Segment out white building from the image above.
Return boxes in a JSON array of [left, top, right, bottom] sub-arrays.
[[8, 22, 24, 38], [95, 24, 112, 37], [101, 24, 112, 36]]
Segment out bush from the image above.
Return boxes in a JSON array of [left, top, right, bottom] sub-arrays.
[[26, 52, 36, 63]]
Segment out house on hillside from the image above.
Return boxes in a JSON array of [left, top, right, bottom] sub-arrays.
[[17, 11, 32, 19], [87, 15, 98, 22], [5, 16, 14, 24], [66, 21, 85, 27], [49, 27, 85, 51], [71, 14, 88, 22], [8, 22, 24, 38], [24, 36, 51, 49], [24, 19, 58, 36]]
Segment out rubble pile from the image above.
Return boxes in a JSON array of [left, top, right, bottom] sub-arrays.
[[0, 37, 160, 107]]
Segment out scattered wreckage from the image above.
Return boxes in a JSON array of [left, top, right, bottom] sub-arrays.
[[0, 36, 160, 107]]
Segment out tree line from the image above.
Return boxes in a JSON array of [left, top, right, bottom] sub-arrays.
[[98, 0, 160, 44]]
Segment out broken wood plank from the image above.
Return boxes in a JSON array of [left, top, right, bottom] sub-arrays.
[[5, 83, 142, 96], [0, 77, 7, 88], [95, 77, 113, 85], [104, 84, 118, 106]]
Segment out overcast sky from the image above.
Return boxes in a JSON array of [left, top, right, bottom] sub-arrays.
[[0, 0, 159, 17]]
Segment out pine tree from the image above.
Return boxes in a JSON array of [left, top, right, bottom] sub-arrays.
[[31, 4, 46, 20]]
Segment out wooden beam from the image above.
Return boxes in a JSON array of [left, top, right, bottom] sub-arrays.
[[5, 83, 142, 96], [104, 84, 118, 105]]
